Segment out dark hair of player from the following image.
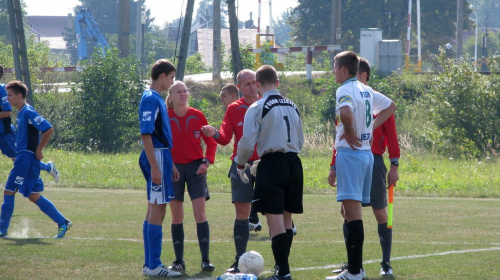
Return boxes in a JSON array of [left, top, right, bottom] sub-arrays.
[[6, 80, 28, 99], [359, 57, 371, 82], [151, 59, 176, 81]]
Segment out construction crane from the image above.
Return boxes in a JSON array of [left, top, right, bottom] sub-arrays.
[[75, 8, 109, 60]]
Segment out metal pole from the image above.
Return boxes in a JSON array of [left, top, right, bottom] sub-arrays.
[[472, 10, 478, 71], [405, 0, 412, 71], [416, 0, 421, 71], [212, 0, 221, 85], [456, 0, 464, 62]]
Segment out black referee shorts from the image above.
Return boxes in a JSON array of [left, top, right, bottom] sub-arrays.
[[253, 152, 303, 215]]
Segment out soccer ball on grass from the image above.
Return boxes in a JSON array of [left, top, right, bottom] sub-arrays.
[[238, 251, 265, 276]]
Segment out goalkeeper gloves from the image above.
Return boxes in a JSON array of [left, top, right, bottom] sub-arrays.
[[236, 163, 251, 184]]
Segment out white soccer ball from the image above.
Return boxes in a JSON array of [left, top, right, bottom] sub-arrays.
[[238, 251, 265, 276]]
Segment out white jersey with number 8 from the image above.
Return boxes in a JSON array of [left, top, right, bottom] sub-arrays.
[[335, 77, 392, 150]]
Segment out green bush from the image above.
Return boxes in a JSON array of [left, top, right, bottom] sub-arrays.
[[69, 48, 145, 152], [185, 52, 207, 74], [426, 51, 500, 157]]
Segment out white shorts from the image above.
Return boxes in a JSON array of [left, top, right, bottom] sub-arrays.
[[336, 148, 373, 203]]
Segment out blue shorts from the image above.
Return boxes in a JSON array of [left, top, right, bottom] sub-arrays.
[[336, 148, 373, 203], [139, 148, 175, 204], [0, 132, 16, 158], [5, 152, 44, 197]]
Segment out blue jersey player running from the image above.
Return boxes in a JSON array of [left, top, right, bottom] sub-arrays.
[[0, 65, 60, 182], [138, 59, 181, 278], [0, 80, 71, 239]]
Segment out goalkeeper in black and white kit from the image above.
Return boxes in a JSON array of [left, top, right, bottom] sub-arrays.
[[235, 65, 304, 280]]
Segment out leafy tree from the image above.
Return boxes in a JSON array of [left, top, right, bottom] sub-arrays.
[[468, 0, 500, 28], [273, 9, 293, 45], [288, 0, 332, 45], [194, 0, 229, 28], [70, 47, 145, 152], [0, 0, 11, 43]]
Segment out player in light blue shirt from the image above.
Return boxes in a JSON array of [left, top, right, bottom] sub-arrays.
[[0, 80, 71, 239]]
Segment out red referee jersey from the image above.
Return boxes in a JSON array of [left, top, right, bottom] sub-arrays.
[[216, 98, 259, 161], [330, 114, 400, 166], [168, 107, 217, 164]]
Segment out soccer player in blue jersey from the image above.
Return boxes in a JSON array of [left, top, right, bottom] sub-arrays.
[[0, 80, 71, 239], [138, 59, 181, 278], [0, 65, 60, 182]]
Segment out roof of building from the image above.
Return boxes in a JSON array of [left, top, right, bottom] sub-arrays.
[[25, 15, 73, 37]]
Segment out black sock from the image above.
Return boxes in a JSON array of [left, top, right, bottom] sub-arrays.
[[286, 229, 294, 256], [234, 219, 249, 258], [346, 220, 364, 275], [343, 219, 349, 252], [171, 223, 184, 261], [378, 223, 392, 263], [271, 233, 290, 276], [249, 206, 259, 223], [197, 221, 210, 261]]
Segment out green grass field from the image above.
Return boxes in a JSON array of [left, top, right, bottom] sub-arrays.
[[0, 188, 499, 279]]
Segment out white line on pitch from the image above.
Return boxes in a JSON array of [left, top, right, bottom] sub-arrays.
[[288, 247, 500, 272]]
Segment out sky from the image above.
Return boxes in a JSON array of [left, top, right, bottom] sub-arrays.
[[23, 0, 298, 27]]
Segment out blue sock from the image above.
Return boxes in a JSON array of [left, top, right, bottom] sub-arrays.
[[148, 223, 163, 269], [40, 162, 51, 172], [35, 196, 66, 226], [0, 195, 15, 233], [143, 221, 149, 267]]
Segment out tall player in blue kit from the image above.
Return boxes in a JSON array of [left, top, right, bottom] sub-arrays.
[[138, 59, 181, 278]]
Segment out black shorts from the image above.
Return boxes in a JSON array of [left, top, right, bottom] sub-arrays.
[[253, 152, 303, 215], [362, 154, 387, 209], [172, 159, 210, 202]]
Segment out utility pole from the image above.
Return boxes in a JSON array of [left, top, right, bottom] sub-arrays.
[[227, 0, 242, 84], [176, 0, 195, 81], [7, 0, 33, 106], [329, 0, 341, 68], [212, 0, 221, 85], [456, 0, 463, 62], [118, 0, 130, 58], [136, 0, 143, 64]]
